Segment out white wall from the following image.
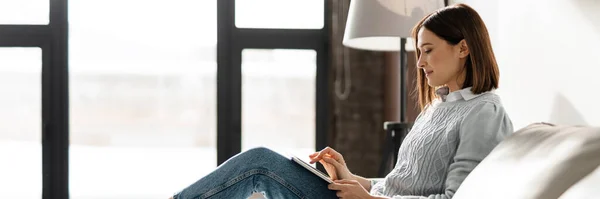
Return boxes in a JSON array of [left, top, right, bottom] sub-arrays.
[[450, 0, 600, 129]]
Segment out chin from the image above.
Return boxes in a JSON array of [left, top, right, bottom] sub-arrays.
[[426, 79, 443, 87]]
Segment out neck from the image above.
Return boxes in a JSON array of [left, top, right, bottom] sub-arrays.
[[446, 78, 465, 92], [447, 70, 466, 92], [446, 83, 462, 92]]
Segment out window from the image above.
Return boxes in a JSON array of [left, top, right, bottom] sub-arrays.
[[0, 0, 49, 24], [0, 47, 42, 198], [235, 0, 324, 29], [241, 49, 316, 163], [69, 0, 216, 198]]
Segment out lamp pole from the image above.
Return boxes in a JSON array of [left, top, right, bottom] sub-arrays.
[[379, 37, 410, 177], [391, 37, 409, 163]]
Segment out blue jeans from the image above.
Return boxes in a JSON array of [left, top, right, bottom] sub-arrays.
[[173, 147, 339, 199]]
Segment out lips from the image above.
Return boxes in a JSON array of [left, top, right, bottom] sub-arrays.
[[425, 70, 433, 76]]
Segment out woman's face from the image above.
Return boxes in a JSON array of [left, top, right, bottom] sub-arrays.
[[416, 28, 469, 91]]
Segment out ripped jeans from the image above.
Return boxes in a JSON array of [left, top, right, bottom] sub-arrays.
[[172, 147, 338, 199]]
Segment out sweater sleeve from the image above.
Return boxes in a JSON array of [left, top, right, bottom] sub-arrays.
[[388, 102, 513, 199], [371, 178, 385, 195]]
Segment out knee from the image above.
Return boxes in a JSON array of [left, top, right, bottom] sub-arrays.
[[244, 147, 277, 158], [234, 147, 291, 171], [232, 147, 288, 167], [237, 147, 288, 164], [228, 147, 278, 165]]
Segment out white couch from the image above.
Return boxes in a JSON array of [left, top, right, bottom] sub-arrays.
[[454, 123, 600, 199]]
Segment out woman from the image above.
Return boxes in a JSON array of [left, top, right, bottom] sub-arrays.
[[171, 3, 513, 199]]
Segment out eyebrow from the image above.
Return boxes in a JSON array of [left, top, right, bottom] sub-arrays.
[[419, 43, 433, 48]]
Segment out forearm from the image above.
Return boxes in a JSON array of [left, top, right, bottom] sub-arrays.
[[352, 174, 373, 191]]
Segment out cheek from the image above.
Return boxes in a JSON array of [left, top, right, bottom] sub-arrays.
[[428, 52, 446, 72], [431, 52, 458, 73], [427, 52, 459, 85]]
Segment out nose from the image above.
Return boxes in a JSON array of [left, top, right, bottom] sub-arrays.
[[416, 54, 426, 69]]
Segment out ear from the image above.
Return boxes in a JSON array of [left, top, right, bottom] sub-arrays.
[[457, 39, 470, 58]]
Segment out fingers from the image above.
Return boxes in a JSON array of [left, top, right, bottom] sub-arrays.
[[310, 152, 328, 163], [327, 182, 349, 191], [328, 181, 360, 198], [328, 181, 355, 199], [310, 147, 332, 163], [318, 159, 327, 166], [333, 179, 359, 184], [322, 157, 344, 169], [310, 147, 342, 164]]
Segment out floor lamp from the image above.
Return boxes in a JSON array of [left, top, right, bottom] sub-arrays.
[[342, 0, 445, 176]]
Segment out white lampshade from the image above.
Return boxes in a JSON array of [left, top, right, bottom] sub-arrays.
[[343, 0, 445, 52]]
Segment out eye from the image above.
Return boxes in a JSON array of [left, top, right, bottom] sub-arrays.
[[424, 49, 432, 54]]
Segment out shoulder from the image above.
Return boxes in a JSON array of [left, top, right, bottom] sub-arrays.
[[466, 95, 507, 118], [462, 92, 506, 114], [459, 93, 514, 136], [471, 92, 503, 106]]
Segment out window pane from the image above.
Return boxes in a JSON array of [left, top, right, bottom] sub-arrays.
[[0, 48, 42, 198], [69, 0, 216, 198], [0, 0, 48, 24], [242, 49, 316, 163], [235, 0, 324, 29]]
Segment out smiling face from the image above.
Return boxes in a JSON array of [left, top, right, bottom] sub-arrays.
[[416, 28, 470, 91]]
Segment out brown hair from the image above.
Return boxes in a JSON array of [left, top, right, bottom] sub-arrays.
[[412, 3, 499, 110]]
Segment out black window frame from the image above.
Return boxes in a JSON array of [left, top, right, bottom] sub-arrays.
[[0, 0, 330, 198], [0, 0, 69, 198], [217, 0, 331, 170]]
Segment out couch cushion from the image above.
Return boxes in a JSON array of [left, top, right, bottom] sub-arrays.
[[559, 165, 600, 198], [453, 123, 600, 199]]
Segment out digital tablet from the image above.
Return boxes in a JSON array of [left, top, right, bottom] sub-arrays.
[[291, 156, 334, 184]]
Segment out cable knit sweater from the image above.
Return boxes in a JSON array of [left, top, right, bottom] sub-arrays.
[[370, 87, 513, 199]]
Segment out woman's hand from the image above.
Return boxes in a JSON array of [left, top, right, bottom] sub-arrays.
[[309, 147, 353, 180], [328, 179, 374, 199]]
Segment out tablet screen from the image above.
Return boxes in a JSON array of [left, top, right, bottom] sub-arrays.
[[291, 156, 334, 183]]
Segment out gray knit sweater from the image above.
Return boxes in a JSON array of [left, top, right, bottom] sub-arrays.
[[370, 87, 513, 199]]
